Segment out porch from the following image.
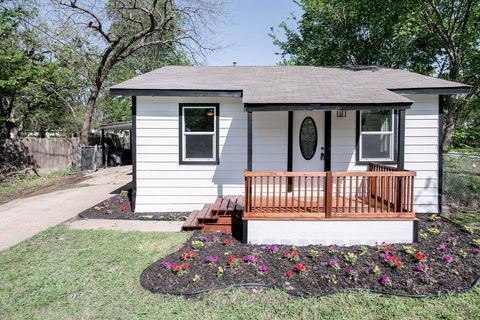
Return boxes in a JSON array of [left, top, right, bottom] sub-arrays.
[[182, 162, 417, 237], [244, 162, 416, 220]]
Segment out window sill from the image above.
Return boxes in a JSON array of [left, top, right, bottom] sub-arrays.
[[355, 160, 397, 166], [179, 160, 219, 165]]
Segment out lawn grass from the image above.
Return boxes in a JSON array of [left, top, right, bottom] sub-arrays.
[[0, 168, 82, 204], [0, 226, 479, 319], [445, 208, 480, 230]]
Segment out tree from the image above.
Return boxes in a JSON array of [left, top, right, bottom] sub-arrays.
[[0, 3, 79, 138], [272, 0, 480, 150], [51, 0, 223, 145], [417, 0, 480, 150], [94, 41, 190, 127]]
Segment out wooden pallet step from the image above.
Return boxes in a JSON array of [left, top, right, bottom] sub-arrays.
[[235, 196, 244, 210], [227, 196, 238, 211], [182, 210, 201, 230], [211, 197, 223, 211], [197, 204, 216, 224], [202, 224, 233, 233]]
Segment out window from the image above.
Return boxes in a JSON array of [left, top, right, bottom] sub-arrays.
[[179, 104, 219, 164], [357, 110, 396, 162], [299, 117, 317, 160]]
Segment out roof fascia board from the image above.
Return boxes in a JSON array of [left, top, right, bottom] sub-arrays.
[[390, 86, 471, 95], [244, 102, 413, 112], [110, 88, 243, 98]]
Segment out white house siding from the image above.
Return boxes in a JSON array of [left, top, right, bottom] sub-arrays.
[[135, 96, 288, 212], [330, 95, 439, 213], [404, 95, 439, 213]]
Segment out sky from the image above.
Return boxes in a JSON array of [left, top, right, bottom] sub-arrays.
[[205, 0, 303, 66]]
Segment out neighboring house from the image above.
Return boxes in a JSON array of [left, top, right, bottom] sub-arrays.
[[110, 66, 469, 245]]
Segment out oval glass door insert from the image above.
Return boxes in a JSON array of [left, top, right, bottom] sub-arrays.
[[299, 117, 317, 160]]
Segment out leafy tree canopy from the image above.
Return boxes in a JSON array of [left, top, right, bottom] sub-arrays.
[[272, 0, 480, 150]]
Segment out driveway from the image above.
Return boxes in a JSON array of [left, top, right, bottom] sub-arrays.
[[0, 166, 132, 251]]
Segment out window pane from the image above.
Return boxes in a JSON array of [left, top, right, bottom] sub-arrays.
[[361, 134, 392, 159], [184, 108, 215, 132], [185, 134, 214, 159], [361, 110, 392, 132], [299, 117, 317, 160]]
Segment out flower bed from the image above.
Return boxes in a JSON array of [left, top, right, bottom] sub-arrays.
[[79, 191, 188, 221], [141, 215, 480, 297]]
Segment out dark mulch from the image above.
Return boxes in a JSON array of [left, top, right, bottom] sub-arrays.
[[78, 192, 189, 221], [141, 215, 480, 297]]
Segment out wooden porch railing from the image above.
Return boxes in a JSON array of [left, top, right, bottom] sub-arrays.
[[244, 164, 416, 220]]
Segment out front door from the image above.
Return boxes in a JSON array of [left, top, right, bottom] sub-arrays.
[[293, 111, 325, 172]]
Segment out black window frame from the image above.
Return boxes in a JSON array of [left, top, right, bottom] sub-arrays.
[[355, 109, 398, 165], [299, 116, 318, 160], [179, 103, 220, 165]]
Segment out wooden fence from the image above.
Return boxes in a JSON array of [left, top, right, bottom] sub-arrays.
[[21, 138, 80, 173]]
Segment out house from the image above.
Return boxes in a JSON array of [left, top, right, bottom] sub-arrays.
[[110, 66, 469, 245]]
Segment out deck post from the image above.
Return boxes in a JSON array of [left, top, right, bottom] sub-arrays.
[[396, 109, 406, 211], [325, 171, 333, 218]]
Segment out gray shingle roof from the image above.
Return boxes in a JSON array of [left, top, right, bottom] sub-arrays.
[[110, 66, 469, 105]]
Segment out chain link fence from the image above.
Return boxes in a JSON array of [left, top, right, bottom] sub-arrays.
[[443, 152, 480, 210]]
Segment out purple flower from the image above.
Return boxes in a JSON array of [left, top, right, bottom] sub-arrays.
[[329, 259, 340, 269], [265, 245, 278, 252], [205, 256, 218, 264], [380, 274, 390, 286], [202, 236, 209, 242], [258, 265, 269, 272], [415, 265, 423, 272], [437, 244, 448, 253], [381, 253, 390, 260], [471, 248, 480, 255], [444, 255, 453, 263], [162, 261, 172, 268], [245, 255, 257, 263], [344, 266, 353, 275]]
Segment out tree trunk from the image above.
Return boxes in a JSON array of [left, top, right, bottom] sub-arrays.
[[80, 86, 100, 146]]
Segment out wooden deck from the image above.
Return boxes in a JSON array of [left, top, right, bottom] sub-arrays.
[[183, 163, 417, 232], [244, 163, 416, 220]]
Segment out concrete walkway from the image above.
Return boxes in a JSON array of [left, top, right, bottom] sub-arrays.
[[0, 166, 132, 251], [66, 219, 183, 232]]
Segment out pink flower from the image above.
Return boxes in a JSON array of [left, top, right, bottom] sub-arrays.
[[380, 274, 390, 286], [265, 245, 278, 252], [444, 255, 453, 263], [258, 265, 269, 272]]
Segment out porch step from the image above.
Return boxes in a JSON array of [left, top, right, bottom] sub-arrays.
[[181, 196, 244, 232], [182, 210, 200, 230]]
